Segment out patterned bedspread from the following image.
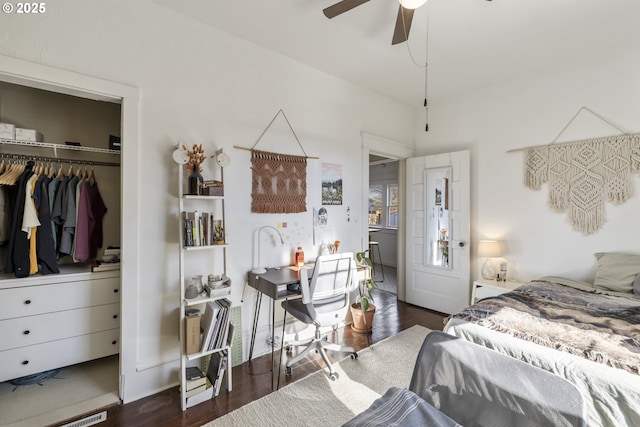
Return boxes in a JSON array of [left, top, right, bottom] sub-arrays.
[[451, 280, 640, 374]]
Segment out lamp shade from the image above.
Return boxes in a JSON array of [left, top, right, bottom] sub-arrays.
[[399, 0, 428, 9], [478, 240, 502, 258]]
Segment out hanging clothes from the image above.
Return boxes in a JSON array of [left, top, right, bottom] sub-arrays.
[[47, 175, 61, 251], [34, 173, 59, 274], [23, 173, 41, 275], [74, 180, 107, 262], [51, 174, 69, 257], [0, 186, 11, 273], [5, 161, 34, 277], [0, 157, 110, 276], [58, 174, 80, 257]]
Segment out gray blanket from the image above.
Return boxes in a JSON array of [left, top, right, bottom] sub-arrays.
[[450, 280, 640, 374]]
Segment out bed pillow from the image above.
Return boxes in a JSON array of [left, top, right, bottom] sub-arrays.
[[593, 252, 640, 294]]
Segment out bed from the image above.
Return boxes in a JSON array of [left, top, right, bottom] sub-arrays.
[[444, 253, 640, 427]]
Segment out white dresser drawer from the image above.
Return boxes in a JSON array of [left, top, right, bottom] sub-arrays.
[[0, 303, 120, 351], [0, 277, 120, 321], [0, 328, 120, 383]]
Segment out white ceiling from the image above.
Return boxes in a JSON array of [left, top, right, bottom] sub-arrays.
[[152, 0, 639, 107]]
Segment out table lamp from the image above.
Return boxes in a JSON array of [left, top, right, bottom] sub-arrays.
[[252, 225, 284, 274], [478, 240, 502, 280]]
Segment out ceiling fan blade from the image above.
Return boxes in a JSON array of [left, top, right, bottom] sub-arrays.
[[392, 5, 414, 45], [323, 0, 370, 19]]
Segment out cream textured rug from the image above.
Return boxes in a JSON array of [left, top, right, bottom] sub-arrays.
[[202, 325, 431, 427], [0, 355, 119, 427]]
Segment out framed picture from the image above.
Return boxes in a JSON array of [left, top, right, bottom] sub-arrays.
[[321, 162, 343, 205]]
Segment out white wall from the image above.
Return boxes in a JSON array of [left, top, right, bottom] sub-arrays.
[[414, 43, 640, 284], [0, 0, 413, 402]]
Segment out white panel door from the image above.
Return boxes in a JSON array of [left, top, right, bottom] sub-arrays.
[[405, 150, 470, 314]]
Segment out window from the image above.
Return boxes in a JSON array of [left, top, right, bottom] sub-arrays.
[[368, 183, 398, 228], [368, 185, 382, 226], [388, 184, 399, 228]]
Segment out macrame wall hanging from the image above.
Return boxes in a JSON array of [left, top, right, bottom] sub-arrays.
[[234, 109, 317, 214], [511, 107, 640, 235]]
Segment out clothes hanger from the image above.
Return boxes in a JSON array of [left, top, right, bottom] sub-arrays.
[[56, 161, 65, 179], [87, 163, 95, 184]]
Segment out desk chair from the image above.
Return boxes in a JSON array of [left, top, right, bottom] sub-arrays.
[[282, 252, 359, 381]]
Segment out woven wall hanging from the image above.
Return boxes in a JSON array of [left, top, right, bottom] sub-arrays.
[[235, 109, 317, 213], [251, 149, 307, 213], [512, 107, 640, 235]]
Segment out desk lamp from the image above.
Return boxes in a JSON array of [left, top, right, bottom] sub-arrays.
[[252, 225, 285, 274], [478, 240, 501, 280]]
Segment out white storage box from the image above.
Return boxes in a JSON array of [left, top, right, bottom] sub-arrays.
[[15, 128, 43, 142], [0, 123, 15, 139]]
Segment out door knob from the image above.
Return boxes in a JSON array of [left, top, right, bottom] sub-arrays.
[[458, 241, 465, 247]]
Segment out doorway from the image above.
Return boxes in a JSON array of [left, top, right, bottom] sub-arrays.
[[368, 154, 399, 294], [360, 132, 414, 301]]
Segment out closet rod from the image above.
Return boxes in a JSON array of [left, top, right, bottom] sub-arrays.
[[0, 152, 120, 167]]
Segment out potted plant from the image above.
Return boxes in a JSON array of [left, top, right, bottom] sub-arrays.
[[350, 250, 377, 333]]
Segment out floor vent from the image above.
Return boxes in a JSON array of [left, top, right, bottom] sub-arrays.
[[60, 411, 107, 427]]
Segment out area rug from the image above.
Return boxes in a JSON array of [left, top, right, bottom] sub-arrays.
[[202, 325, 431, 427], [0, 355, 119, 427]]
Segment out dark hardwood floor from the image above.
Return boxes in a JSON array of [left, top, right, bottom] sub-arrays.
[[56, 290, 446, 427]]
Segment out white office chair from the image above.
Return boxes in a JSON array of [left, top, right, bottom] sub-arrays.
[[282, 252, 359, 381]]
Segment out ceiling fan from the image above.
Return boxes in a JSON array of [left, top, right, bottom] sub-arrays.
[[323, 0, 428, 45]]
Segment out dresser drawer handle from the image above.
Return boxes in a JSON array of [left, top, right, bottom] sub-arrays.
[[113, 314, 118, 319], [112, 340, 117, 345], [24, 299, 31, 305], [113, 289, 119, 293], [22, 360, 29, 365], [23, 330, 30, 335]]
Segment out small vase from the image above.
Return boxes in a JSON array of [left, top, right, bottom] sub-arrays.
[[188, 169, 203, 195]]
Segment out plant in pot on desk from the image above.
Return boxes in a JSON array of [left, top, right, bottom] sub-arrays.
[[351, 250, 377, 334]]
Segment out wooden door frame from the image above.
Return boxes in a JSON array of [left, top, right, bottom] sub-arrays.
[[360, 132, 414, 301]]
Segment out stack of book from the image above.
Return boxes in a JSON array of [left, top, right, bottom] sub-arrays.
[[200, 299, 232, 352], [183, 211, 225, 247], [91, 260, 121, 272], [184, 366, 207, 398]]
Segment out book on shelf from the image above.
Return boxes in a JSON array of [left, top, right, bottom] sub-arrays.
[[208, 304, 225, 351], [200, 301, 221, 353], [184, 366, 210, 398], [183, 211, 219, 247], [226, 322, 235, 348], [185, 383, 207, 398], [186, 386, 214, 407], [186, 376, 207, 391], [183, 212, 194, 246], [91, 260, 121, 272], [185, 366, 205, 381], [209, 299, 231, 351], [206, 349, 228, 397]]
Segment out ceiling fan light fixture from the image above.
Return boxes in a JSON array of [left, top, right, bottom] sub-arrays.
[[399, 0, 427, 9]]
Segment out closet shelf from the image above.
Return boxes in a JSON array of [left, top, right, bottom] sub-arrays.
[[0, 138, 120, 156]]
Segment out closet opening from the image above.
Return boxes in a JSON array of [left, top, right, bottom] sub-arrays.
[[0, 80, 123, 426]]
